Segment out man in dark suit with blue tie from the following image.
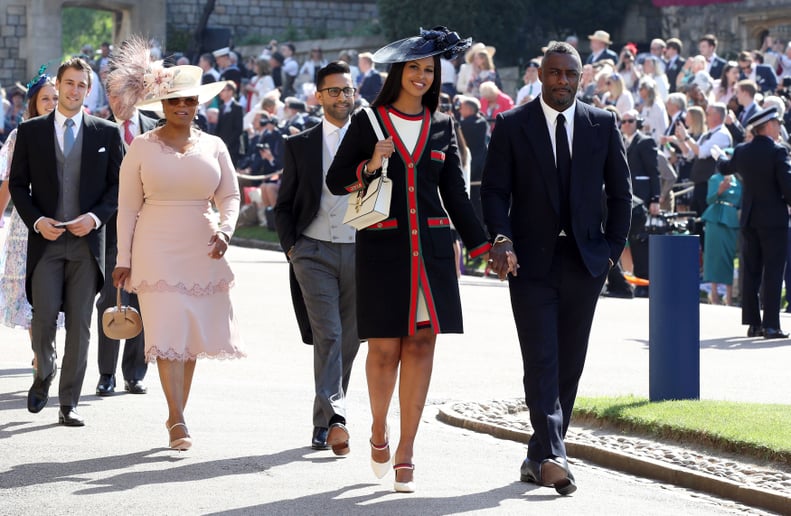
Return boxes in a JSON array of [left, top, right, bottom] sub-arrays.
[[9, 57, 123, 426], [274, 61, 360, 453], [481, 41, 631, 495]]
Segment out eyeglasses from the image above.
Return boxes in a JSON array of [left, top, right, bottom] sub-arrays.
[[166, 97, 200, 106], [318, 87, 356, 98], [621, 119, 636, 124]]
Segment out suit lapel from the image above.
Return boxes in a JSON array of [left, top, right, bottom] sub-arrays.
[[522, 99, 560, 215], [571, 102, 596, 202], [306, 124, 324, 200]]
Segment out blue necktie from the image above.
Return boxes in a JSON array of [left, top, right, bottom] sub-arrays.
[[63, 118, 75, 155]]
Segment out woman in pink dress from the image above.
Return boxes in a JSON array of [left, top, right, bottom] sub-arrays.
[[110, 39, 244, 451]]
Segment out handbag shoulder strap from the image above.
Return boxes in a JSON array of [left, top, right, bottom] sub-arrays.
[[364, 107, 389, 178], [365, 107, 386, 141]]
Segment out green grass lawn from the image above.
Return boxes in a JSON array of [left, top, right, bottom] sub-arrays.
[[233, 225, 280, 243], [574, 395, 791, 464]]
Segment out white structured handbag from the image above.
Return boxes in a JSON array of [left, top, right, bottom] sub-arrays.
[[343, 108, 392, 230]]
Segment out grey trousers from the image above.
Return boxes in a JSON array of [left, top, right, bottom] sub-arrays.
[[290, 236, 359, 427], [95, 245, 147, 381], [30, 235, 98, 407]]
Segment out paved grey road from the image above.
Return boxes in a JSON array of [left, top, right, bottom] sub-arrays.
[[1, 245, 786, 515]]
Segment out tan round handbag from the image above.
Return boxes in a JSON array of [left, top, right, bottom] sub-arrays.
[[102, 287, 143, 340]]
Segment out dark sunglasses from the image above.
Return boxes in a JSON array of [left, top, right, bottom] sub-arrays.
[[318, 87, 356, 98], [166, 97, 199, 107], [621, 119, 636, 124]]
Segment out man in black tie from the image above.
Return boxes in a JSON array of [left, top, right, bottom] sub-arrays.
[[481, 41, 631, 495], [9, 58, 123, 426]]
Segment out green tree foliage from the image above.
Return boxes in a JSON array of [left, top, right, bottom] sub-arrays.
[[376, 0, 637, 66], [61, 7, 114, 60]]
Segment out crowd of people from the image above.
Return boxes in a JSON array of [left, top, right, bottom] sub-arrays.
[[1, 22, 791, 499]]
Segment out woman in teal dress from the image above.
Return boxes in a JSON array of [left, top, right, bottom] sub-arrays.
[[701, 172, 741, 305]]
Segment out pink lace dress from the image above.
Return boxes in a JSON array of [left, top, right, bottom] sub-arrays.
[[116, 129, 244, 362], [0, 130, 64, 329]]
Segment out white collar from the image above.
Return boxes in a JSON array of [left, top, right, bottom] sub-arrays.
[[539, 95, 576, 125], [54, 108, 84, 130], [322, 117, 351, 139]]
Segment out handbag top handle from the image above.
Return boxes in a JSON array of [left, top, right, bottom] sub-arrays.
[[365, 108, 389, 179], [116, 286, 124, 310]]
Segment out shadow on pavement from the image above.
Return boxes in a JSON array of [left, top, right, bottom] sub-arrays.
[[69, 448, 310, 495], [207, 482, 561, 515], [626, 337, 791, 350]]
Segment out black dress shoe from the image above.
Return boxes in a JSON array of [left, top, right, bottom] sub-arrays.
[[311, 427, 329, 450], [27, 369, 56, 414], [124, 379, 147, 394], [519, 457, 544, 484], [58, 406, 85, 427], [96, 374, 116, 396], [602, 289, 634, 299], [747, 325, 764, 338], [541, 456, 577, 496], [763, 328, 789, 339]]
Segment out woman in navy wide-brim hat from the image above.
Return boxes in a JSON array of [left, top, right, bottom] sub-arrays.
[[327, 27, 491, 492]]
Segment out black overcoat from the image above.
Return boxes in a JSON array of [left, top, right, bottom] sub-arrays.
[[327, 107, 489, 338]]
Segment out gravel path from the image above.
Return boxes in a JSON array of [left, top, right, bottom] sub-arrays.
[[450, 399, 791, 499]]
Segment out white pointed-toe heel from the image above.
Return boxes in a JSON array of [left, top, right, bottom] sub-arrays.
[[370, 438, 391, 479], [167, 422, 193, 451], [393, 463, 415, 493]]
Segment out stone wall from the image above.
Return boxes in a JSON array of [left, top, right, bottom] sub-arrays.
[[0, 3, 26, 87], [661, 0, 791, 59], [166, 0, 380, 50]]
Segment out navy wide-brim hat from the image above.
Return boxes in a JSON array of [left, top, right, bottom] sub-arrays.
[[372, 26, 472, 64]]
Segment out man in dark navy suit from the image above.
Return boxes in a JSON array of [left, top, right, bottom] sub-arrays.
[[716, 107, 791, 339], [664, 38, 686, 93], [699, 34, 726, 81], [585, 30, 618, 65], [735, 79, 759, 128], [481, 41, 631, 495], [738, 51, 778, 95]]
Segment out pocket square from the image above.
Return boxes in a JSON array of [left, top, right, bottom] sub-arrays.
[[98, 147, 106, 153]]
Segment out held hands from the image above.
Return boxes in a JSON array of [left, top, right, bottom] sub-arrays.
[[112, 267, 131, 289], [65, 214, 96, 237], [208, 232, 229, 260], [488, 242, 520, 281], [36, 217, 66, 241], [369, 137, 394, 171]]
